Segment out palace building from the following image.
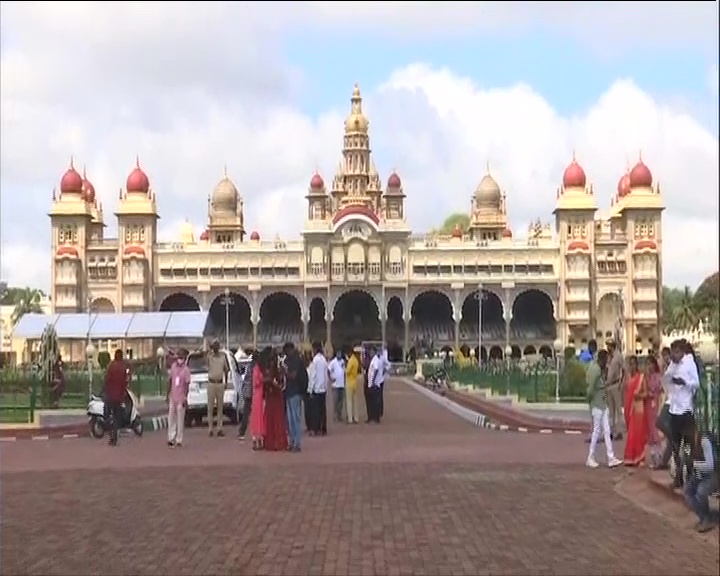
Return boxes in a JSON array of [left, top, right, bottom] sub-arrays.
[[48, 84, 664, 359]]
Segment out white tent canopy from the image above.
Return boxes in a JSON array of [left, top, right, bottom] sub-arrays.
[[13, 311, 210, 340]]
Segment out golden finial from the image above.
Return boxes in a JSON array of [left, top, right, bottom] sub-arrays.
[[52, 187, 56, 201], [223, 164, 228, 179], [638, 149, 643, 162], [352, 83, 361, 98], [69, 155, 75, 169], [486, 160, 491, 174], [135, 154, 141, 168], [82, 164, 87, 179]]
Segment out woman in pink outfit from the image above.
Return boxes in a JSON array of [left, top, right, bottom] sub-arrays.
[[644, 355, 663, 466], [250, 354, 266, 450]]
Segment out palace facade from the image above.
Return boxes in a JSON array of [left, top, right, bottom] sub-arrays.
[[49, 85, 664, 359]]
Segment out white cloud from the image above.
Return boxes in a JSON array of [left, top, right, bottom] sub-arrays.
[[1, 3, 718, 292]]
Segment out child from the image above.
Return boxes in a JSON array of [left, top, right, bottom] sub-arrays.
[[685, 425, 718, 533]]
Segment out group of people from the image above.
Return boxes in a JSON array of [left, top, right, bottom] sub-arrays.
[[162, 339, 392, 454], [584, 337, 718, 532]]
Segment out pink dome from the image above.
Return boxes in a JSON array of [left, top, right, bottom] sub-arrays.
[[562, 158, 586, 188], [629, 159, 652, 188], [60, 161, 83, 194], [387, 172, 402, 188], [310, 173, 324, 189], [250, 231, 260, 241], [126, 159, 150, 193]]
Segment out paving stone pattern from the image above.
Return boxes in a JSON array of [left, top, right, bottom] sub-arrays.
[[1, 381, 718, 576]]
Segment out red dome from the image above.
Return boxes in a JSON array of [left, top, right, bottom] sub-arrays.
[[617, 172, 631, 198], [451, 224, 463, 238], [562, 158, 586, 188], [123, 245, 146, 258], [82, 178, 96, 203], [331, 204, 380, 226], [567, 240, 590, 252], [126, 159, 150, 193], [634, 239, 657, 251], [310, 173, 324, 189], [250, 231, 260, 241], [502, 227, 513, 238], [55, 245, 79, 258], [60, 162, 83, 194], [629, 159, 652, 188], [199, 230, 209, 241], [387, 172, 402, 188]]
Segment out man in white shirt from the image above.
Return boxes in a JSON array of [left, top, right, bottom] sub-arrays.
[[308, 341, 329, 436], [366, 346, 384, 423], [379, 347, 391, 419], [667, 339, 700, 487], [328, 349, 346, 422]]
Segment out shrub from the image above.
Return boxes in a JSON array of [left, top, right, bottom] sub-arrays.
[[97, 351, 111, 370], [561, 359, 587, 397]]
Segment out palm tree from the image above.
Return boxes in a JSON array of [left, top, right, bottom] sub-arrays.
[[671, 286, 699, 332], [11, 287, 45, 326]]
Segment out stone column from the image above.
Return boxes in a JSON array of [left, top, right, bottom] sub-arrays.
[[403, 309, 410, 356]]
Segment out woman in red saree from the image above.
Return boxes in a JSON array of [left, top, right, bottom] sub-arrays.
[[624, 356, 648, 466], [263, 348, 288, 452], [644, 356, 663, 467]]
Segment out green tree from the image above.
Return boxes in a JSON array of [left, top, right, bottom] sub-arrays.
[[10, 287, 45, 326], [661, 285, 684, 333], [437, 213, 470, 234], [670, 286, 699, 332], [693, 271, 718, 317]]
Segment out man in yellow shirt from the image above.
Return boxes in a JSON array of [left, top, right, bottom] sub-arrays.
[[345, 346, 361, 424]]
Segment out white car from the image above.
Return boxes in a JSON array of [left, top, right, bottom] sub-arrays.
[[185, 349, 247, 427]]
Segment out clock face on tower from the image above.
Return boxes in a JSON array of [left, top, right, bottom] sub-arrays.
[[340, 221, 372, 242]]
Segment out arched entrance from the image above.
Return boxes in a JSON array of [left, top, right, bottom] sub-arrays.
[[386, 296, 404, 361], [308, 298, 327, 346], [538, 344, 552, 358], [523, 345, 537, 357], [510, 289, 556, 342], [596, 292, 621, 342], [332, 290, 381, 348], [92, 297, 115, 313], [460, 290, 505, 354], [258, 292, 302, 347], [510, 345, 521, 360], [489, 345, 504, 360], [410, 291, 453, 356], [159, 292, 201, 312], [208, 292, 252, 346]]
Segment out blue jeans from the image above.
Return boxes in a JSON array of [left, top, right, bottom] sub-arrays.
[[684, 475, 717, 522], [285, 394, 303, 449]]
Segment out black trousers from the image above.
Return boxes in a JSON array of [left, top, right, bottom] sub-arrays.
[[238, 397, 252, 436], [104, 400, 123, 445], [366, 387, 382, 423], [654, 404, 673, 468], [379, 382, 384, 418], [309, 393, 327, 435], [303, 394, 312, 431], [670, 411, 695, 484]]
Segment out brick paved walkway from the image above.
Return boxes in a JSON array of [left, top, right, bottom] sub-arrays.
[[2, 380, 718, 575]]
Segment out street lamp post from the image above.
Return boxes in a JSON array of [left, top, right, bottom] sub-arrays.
[[221, 288, 232, 350], [86, 295, 94, 399], [156, 346, 165, 397], [476, 284, 486, 366], [553, 338, 563, 404], [505, 345, 513, 396]]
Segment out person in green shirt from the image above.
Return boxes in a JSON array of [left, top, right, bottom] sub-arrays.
[[586, 349, 623, 469]]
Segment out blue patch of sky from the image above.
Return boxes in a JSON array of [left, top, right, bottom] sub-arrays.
[[285, 31, 714, 129]]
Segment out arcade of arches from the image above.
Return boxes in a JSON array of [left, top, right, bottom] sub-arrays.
[[157, 288, 558, 358]]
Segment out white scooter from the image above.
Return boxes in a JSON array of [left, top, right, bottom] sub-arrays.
[[87, 388, 144, 439]]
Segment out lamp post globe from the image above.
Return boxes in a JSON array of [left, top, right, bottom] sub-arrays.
[[86, 343, 96, 359], [553, 339, 563, 354], [156, 346, 165, 359], [505, 345, 513, 358]]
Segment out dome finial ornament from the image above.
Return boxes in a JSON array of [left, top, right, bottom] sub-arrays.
[[135, 154, 140, 168], [223, 164, 228, 179], [69, 155, 75, 169], [486, 160, 491, 175]]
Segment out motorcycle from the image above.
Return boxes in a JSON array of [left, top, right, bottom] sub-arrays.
[[87, 388, 144, 439]]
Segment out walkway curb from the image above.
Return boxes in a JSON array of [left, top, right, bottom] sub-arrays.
[[405, 378, 587, 434], [0, 410, 168, 441]]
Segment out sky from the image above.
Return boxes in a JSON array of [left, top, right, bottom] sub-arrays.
[[1, 1, 718, 292]]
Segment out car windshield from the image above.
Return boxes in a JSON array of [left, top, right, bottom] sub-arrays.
[[187, 353, 208, 375]]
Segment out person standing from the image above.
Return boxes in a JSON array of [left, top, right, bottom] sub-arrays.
[[366, 346, 383, 423], [50, 355, 66, 408], [263, 348, 288, 452], [623, 356, 648, 466], [303, 351, 313, 432], [308, 341, 329, 436], [685, 425, 718, 533], [237, 351, 256, 441], [586, 349, 622, 468], [668, 339, 700, 487], [379, 346, 390, 419], [103, 349, 129, 446], [283, 342, 305, 452], [206, 340, 229, 437], [644, 355, 664, 467], [166, 348, 191, 448], [345, 346, 361, 424], [655, 346, 674, 469], [605, 339, 625, 440], [328, 348, 346, 422]]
